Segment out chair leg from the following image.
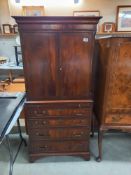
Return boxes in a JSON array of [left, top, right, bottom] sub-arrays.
[[96, 129, 103, 162]]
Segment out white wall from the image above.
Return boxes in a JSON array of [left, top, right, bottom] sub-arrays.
[[0, 36, 17, 62], [0, 0, 131, 61], [7, 0, 131, 25]]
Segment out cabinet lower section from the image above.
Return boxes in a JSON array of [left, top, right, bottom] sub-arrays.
[[29, 152, 90, 162], [25, 101, 92, 162]]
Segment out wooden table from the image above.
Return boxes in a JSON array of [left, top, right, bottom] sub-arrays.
[[0, 64, 23, 83]]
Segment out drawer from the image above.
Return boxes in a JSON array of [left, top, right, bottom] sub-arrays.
[[28, 127, 89, 140], [105, 114, 131, 125], [25, 102, 92, 111], [29, 140, 89, 153], [25, 106, 91, 118], [27, 117, 90, 128]]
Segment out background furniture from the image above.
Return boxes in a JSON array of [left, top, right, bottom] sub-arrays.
[[0, 75, 10, 91], [94, 37, 131, 161], [14, 45, 22, 66], [0, 64, 24, 83], [14, 16, 101, 162], [0, 92, 26, 175]]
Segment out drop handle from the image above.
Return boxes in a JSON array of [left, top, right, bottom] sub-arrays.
[[34, 110, 46, 115], [39, 145, 48, 150], [73, 132, 84, 137], [76, 113, 83, 116], [36, 133, 49, 137], [42, 121, 47, 125]]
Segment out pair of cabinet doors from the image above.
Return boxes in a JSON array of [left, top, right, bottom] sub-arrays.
[[22, 32, 94, 101]]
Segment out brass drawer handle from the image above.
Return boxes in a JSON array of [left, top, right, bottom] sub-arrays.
[[42, 121, 47, 125], [42, 110, 47, 114], [73, 131, 84, 137], [34, 110, 46, 115], [76, 113, 83, 116], [36, 133, 49, 137], [39, 145, 48, 150]]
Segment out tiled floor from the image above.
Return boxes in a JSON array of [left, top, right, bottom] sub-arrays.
[[0, 132, 131, 175]]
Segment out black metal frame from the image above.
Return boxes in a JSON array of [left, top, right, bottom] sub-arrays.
[[6, 119, 27, 175], [14, 46, 22, 66]]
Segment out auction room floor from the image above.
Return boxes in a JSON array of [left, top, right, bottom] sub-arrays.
[[0, 132, 131, 175]]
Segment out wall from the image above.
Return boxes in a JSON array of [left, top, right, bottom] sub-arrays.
[[0, 0, 11, 25], [0, 0, 131, 61], [0, 0, 131, 26], [7, 0, 131, 25], [0, 36, 17, 63]]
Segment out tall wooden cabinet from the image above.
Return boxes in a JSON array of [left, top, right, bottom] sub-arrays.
[[14, 16, 101, 162], [94, 37, 131, 161]]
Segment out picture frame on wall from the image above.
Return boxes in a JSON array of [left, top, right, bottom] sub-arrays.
[[116, 6, 131, 32], [102, 22, 116, 33], [2, 24, 12, 34], [73, 10, 100, 17], [22, 6, 44, 16]]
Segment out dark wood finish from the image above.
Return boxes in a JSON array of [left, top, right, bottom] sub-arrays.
[[94, 37, 131, 161], [14, 16, 101, 162]]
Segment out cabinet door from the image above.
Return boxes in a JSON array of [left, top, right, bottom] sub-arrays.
[[21, 33, 58, 100], [106, 42, 131, 112], [59, 33, 93, 99]]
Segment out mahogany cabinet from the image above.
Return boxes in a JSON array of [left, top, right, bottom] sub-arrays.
[[94, 37, 131, 161], [14, 16, 101, 162]]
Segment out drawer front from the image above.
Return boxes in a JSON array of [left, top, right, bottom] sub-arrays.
[[105, 114, 131, 125], [27, 117, 90, 128], [28, 127, 90, 140], [29, 140, 89, 153], [25, 102, 92, 109], [25, 106, 91, 118]]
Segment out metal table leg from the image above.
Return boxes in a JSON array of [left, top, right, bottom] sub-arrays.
[[6, 135, 13, 175], [6, 119, 27, 175]]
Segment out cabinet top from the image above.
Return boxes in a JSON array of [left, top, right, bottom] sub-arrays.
[[13, 16, 102, 25]]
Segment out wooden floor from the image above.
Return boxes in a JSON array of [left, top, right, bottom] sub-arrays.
[[1, 82, 25, 92], [7, 83, 25, 92]]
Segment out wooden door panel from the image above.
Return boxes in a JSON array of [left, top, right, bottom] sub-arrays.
[[107, 43, 131, 110], [59, 33, 93, 99], [21, 33, 58, 100]]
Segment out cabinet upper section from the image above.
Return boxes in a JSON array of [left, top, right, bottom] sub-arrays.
[[13, 16, 102, 32]]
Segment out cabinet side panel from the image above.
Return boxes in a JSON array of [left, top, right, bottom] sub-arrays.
[[94, 39, 110, 124]]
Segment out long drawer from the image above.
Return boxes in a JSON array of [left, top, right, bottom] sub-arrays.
[[28, 127, 89, 140], [25, 108, 91, 118], [27, 117, 90, 128], [24, 103, 92, 118], [29, 140, 89, 153]]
